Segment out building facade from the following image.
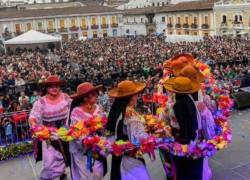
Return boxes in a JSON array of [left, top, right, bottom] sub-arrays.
[[117, 0, 170, 10], [0, 6, 122, 40], [0, 0, 73, 7], [123, 1, 215, 36], [162, 2, 215, 36], [214, 0, 250, 36], [123, 8, 159, 36], [1, 0, 250, 39]]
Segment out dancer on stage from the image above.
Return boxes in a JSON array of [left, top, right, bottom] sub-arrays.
[[163, 76, 204, 180], [107, 80, 150, 180], [161, 54, 213, 180], [29, 75, 72, 180], [69, 82, 107, 180]]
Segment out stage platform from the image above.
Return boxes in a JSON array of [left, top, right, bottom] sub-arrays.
[[1, 109, 250, 180]]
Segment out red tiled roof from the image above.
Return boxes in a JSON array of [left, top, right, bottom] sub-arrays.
[[0, 1, 213, 20], [161, 1, 214, 12], [0, 5, 121, 19], [124, 1, 213, 15]]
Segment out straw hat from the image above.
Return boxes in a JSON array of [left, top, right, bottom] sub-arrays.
[[71, 82, 102, 100], [179, 65, 205, 83], [163, 54, 195, 75], [108, 80, 146, 98], [40, 75, 66, 86], [164, 76, 201, 94]]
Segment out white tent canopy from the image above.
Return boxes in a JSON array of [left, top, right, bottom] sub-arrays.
[[4, 30, 61, 45], [165, 35, 203, 43]]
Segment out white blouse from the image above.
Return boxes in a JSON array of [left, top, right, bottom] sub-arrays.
[[124, 107, 148, 143]]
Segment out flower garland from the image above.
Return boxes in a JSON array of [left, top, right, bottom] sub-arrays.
[[30, 60, 232, 159], [85, 60, 232, 159], [160, 60, 233, 158], [144, 115, 172, 138], [31, 115, 107, 141]]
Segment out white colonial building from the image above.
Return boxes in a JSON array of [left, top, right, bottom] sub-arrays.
[[0, 0, 73, 6], [123, 1, 215, 36], [1, 0, 249, 40], [214, 0, 250, 37], [0, 5, 123, 40], [117, 0, 170, 10]]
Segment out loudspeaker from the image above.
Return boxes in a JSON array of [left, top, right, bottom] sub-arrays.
[[231, 92, 250, 109]]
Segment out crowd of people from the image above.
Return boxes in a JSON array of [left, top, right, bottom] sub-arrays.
[[0, 35, 249, 145]]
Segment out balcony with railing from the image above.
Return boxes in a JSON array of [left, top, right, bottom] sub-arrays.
[[233, 21, 243, 29], [91, 24, 99, 29], [182, 23, 189, 29], [202, 24, 209, 29], [3, 31, 12, 39], [221, 22, 228, 28], [175, 23, 181, 29], [47, 28, 56, 33], [81, 26, 88, 30], [167, 23, 173, 28], [124, 22, 144, 25], [37, 29, 45, 33], [59, 27, 68, 32], [191, 23, 198, 29], [69, 26, 79, 32], [15, 31, 23, 36], [101, 24, 109, 29], [111, 23, 119, 28]]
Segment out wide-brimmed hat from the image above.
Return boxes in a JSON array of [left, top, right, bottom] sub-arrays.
[[71, 82, 102, 100], [164, 76, 201, 94], [40, 75, 66, 86], [163, 54, 195, 75], [108, 80, 146, 98], [179, 65, 205, 83]]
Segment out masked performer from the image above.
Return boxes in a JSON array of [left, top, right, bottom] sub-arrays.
[[69, 82, 107, 180], [107, 80, 150, 180], [29, 75, 72, 180]]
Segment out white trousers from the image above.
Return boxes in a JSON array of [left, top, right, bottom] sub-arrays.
[[71, 152, 103, 180], [203, 157, 212, 180], [121, 156, 150, 180], [40, 142, 65, 180]]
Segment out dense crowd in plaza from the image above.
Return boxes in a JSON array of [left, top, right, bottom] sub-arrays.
[[0, 35, 249, 144]]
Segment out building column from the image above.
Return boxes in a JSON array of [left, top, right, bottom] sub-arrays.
[[213, 12, 217, 36], [77, 16, 81, 37], [87, 16, 92, 38], [66, 17, 70, 38], [98, 16, 102, 37], [10, 22, 14, 36], [107, 15, 111, 37], [173, 15, 176, 35], [198, 13, 202, 36], [44, 19, 47, 33], [55, 18, 58, 33], [32, 19, 36, 31]]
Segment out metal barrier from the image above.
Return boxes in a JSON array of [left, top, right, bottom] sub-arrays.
[[0, 110, 31, 146]]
